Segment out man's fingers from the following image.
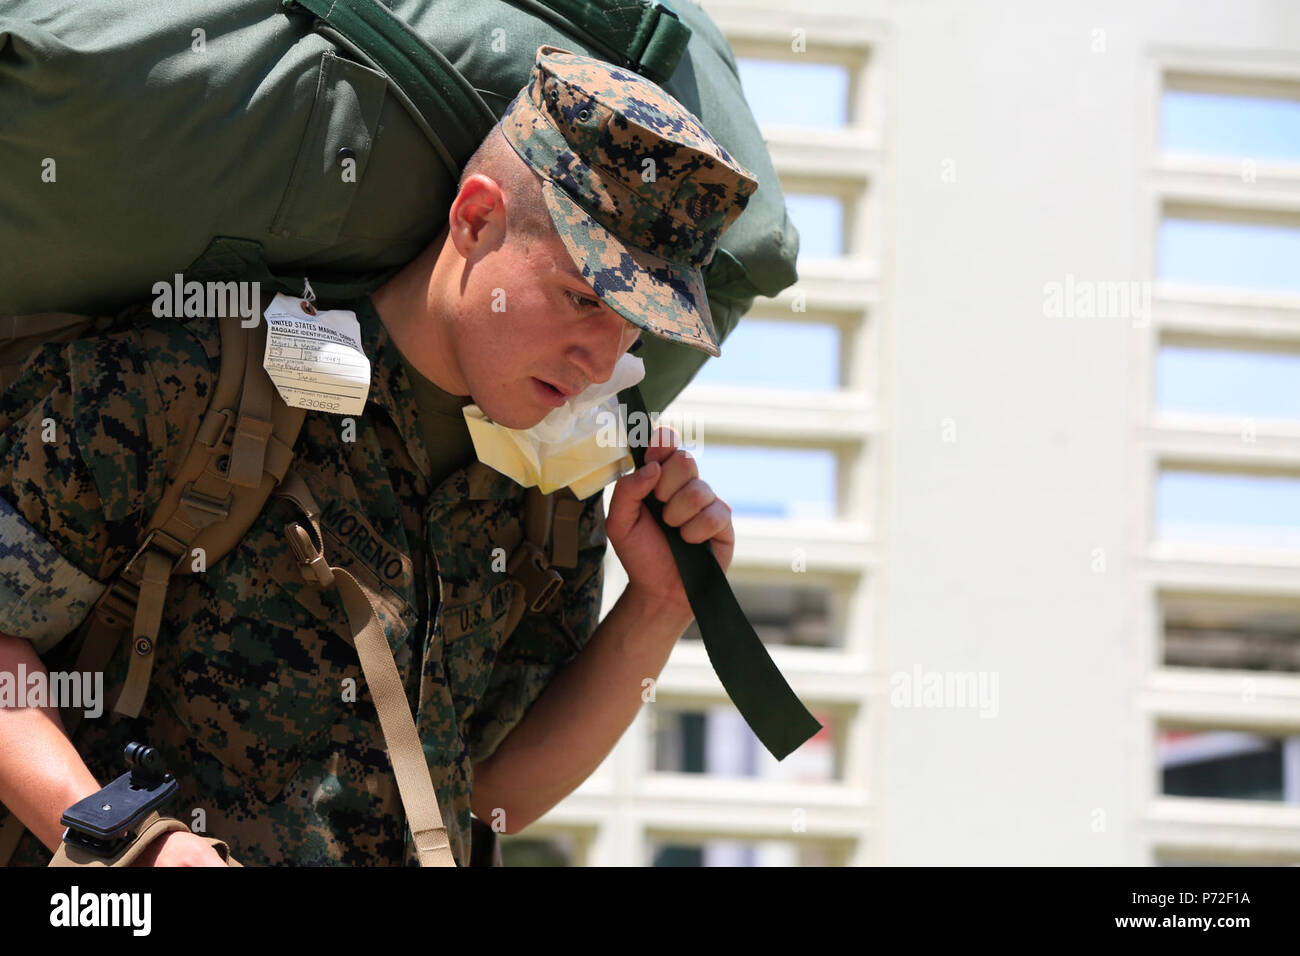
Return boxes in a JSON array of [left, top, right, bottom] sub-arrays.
[[642, 425, 681, 466], [660, 477, 715, 528], [606, 459, 660, 541], [653, 447, 700, 503], [677, 497, 733, 547]]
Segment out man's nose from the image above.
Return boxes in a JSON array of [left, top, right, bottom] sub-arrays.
[[567, 314, 638, 386]]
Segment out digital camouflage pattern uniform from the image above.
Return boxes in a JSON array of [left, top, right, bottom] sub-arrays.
[[0, 45, 758, 866], [0, 296, 606, 866]]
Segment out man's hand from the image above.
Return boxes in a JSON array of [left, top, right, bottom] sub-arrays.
[[478, 428, 734, 829], [130, 830, 228, 867], [606, 425, 734, 618]]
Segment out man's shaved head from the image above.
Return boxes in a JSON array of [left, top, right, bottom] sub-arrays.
[[459, 124, 555, 246], [375, 121, 642, 430]]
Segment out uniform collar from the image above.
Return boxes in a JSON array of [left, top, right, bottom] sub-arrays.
[[356, 297, 523, 505], [356, 296, 433, 483], [429, 458, 525, 508]]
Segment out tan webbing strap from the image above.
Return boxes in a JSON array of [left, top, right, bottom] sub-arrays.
[[64, 608, 130, 737], [524, 485, 553, 549], [226, 319, 275, 488], [49, 811, 241, 868], [275, 469, 455, 867], [112, 549, 174, 718], [501, 485, 588, 635], [107, 314, 303, 715], [550, 491, 584, 569], [332, 568, 455, 867], [505, 488, 563, 616]]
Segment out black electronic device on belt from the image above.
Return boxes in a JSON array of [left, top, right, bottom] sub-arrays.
[[60, 741, 179, 857]]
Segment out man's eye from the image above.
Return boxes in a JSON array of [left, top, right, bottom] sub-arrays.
[[564, 289, 600, 311]]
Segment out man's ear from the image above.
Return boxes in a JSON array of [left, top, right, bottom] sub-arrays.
[[448, 174, 508, 261]]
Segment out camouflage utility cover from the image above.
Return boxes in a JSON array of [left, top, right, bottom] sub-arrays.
[[0, 297, 606, 866], [501, 46, 759, 359]]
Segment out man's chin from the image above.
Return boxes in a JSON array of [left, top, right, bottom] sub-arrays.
[[478, 401, 547, 431]]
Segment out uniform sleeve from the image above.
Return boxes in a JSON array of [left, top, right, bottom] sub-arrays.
[[465, 490, 608, 765], [0, 312, 212, 654]]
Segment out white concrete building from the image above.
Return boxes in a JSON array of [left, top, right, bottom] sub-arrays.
[[501, 0, 1300, 866]]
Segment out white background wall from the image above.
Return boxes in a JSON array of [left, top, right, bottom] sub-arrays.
[[876, 0, 1300, 864], [528, 0, 1300, 866]]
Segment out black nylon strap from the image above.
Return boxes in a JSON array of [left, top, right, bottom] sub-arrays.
[[185, 237, 397, 300], [284, 0, 692, 180], [618, 383, 822, 761], [510, 0, 692, 83]]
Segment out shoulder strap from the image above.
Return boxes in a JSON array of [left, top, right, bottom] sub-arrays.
[[68, 313, 304, 719], [111, 315, 306, 717], [549, 489, 585, 570], [501, 485, 587, 638], [0, 314, 308, 865], [506, 0, 691, 83], [526, 485, 556, 556], [275, 469, 456, 867], [284, 0, 691, 181], [524, 486, 584, 572]]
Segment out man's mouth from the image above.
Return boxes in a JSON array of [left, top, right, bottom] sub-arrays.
[[532, 377, 569, 408]]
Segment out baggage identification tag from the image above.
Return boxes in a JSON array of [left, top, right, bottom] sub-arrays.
[[262, 293, 370, 415]]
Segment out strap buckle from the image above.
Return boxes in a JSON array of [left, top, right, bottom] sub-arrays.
[[97, 579, 139, 631], [96, 529, 189, 630], [507, 540, 563, 613], [624, 2, 689, 83], [195, 406, 237, 451], [286, 522, 335, 587], [178, 484, 232, 526], [121, 528, 191, 583]]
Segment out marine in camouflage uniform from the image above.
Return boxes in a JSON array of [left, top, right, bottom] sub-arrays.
[[0, 46, 756, 866]]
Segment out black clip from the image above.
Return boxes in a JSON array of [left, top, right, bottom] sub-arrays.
[[59, 742, 180, 858]]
